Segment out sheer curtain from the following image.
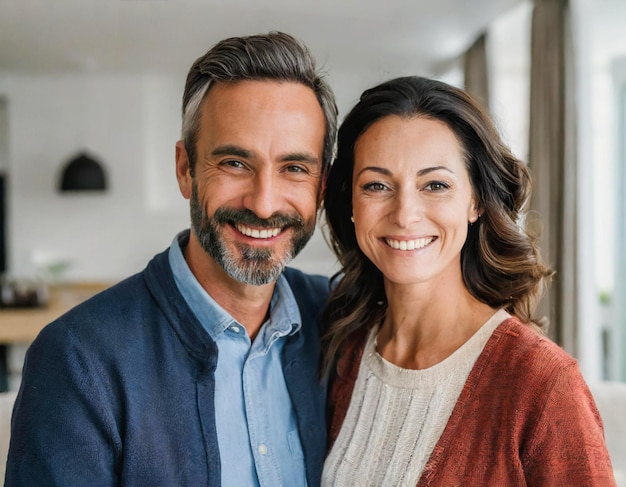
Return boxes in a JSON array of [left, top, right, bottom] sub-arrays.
[[528, 0, 577, 353], [464, 33, 490, 111]]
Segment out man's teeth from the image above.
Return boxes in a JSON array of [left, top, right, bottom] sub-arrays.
[[385, 237, 433, 251], [235, 224, 281, 239]]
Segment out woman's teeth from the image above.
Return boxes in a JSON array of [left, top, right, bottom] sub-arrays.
[[384, 237, 434, 250]]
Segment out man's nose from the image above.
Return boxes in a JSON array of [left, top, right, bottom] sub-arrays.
[[242, 170, 282, 220]]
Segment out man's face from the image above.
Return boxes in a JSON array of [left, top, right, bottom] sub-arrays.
[[177, 80, 326, 285]]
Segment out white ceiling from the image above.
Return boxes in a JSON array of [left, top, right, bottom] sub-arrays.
[[0, 0, 524, 77]]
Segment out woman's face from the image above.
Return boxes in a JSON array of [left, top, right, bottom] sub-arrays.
[[351, 115, 479, 287]]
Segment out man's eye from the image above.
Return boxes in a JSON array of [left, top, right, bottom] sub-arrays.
[[285, 165, 306, 174], [221, 160, 245, 168]]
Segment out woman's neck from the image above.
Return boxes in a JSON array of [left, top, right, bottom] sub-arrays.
[[377, 278, 496, 370]]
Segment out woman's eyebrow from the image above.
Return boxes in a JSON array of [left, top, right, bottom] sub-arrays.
[[355, 165, 454, 178]]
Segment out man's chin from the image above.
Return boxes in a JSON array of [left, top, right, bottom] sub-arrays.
[[194, 223, 309, 284], [223, 259, 286, 286]]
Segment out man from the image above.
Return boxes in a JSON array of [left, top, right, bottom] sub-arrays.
[[6, 32, 337, 486]]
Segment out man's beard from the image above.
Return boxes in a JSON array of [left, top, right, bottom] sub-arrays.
[[189, 183, 315, 285]]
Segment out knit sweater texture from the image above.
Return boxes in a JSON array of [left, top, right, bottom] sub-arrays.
[[327, 317, 616, 487], [6, 242, 329, 486], [323, 310, 507, 486]]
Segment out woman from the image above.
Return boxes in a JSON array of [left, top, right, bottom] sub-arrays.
[[321, 76, 615, 486]]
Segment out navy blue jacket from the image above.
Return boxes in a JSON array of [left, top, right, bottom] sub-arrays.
[[6, 247, 329, 486]]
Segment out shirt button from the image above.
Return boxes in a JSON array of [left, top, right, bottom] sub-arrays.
[[231, 326, 240, 333], [258, 444, 268, 455]]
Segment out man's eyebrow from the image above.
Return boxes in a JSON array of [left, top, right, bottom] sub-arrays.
[[209, 145, 252, 159], [208, 146, 320, 165], [279, 152, 321, 165]]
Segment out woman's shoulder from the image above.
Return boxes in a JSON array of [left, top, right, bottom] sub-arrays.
[[496, 316, 575, 361], [479, 316, 580, 389]]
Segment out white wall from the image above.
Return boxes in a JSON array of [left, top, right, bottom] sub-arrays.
[[0, 74, 204, 282], [0, 72, 349, 282]]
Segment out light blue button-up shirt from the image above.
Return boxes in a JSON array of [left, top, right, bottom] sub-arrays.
[[168, 233, 307, 487]]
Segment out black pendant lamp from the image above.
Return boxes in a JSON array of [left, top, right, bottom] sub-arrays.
[[59, 151, 108, 192]]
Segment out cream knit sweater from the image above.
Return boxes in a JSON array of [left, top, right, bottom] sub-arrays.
[[322, 309, 509, 487]]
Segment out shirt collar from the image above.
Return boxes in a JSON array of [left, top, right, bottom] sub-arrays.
[[168, 230, 302, 342]]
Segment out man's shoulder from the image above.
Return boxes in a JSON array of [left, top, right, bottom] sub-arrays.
[[51, 246, 174, 330], [282, 267, 330, 302], [283, 267, 329, 289], [280, 268, 329, 330], [38, 273, 150, 341]]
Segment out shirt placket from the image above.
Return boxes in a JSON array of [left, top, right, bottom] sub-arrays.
[[244, 344, 281, 487]]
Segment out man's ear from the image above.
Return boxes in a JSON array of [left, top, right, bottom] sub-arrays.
[[175, 140, 192, 200], [317, 165, 328, 207], [317, 171, 328, 209]]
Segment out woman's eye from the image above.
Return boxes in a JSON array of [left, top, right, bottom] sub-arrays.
[[363, 182, 389, 192], [425, 181, 449, 191]]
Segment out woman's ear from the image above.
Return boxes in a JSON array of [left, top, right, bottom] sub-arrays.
[[468, 199, 482, 224], [175, 140, 193, 200]]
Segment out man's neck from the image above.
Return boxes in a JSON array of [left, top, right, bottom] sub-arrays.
[[183, 235, 275, 340]]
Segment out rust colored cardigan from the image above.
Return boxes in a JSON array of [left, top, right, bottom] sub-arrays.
[[327, 317, 616, 486]]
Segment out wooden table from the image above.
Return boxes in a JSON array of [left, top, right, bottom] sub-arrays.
[[0, 282, 112, 344]]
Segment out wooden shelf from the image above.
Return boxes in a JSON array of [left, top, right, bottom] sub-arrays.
[[0, 282, 112, 344]]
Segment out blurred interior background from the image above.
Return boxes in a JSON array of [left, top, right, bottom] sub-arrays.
[[0, 0, 624, 388]]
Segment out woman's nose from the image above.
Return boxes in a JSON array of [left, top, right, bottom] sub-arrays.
[[388, 190, 422, 228]]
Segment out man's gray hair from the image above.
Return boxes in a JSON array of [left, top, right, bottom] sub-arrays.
[[181, 31, 337, 175]]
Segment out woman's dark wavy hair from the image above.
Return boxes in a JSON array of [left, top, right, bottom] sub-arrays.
[[321, 76, 553, 376]]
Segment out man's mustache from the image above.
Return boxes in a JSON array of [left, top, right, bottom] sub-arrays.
[[212, 207, 304, 229]]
